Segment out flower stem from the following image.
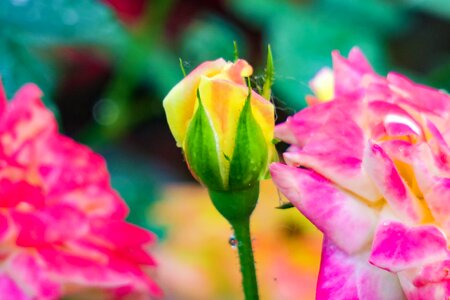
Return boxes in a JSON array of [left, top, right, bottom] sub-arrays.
[[208, 183, 260, 300], [230, 217, 259, 300]]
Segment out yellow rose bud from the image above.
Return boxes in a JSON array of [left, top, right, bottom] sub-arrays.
[[163, 59, 276, 191]]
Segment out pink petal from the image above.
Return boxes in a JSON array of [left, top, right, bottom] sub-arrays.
[[0, 80, 7, 117], [89, 219, 156, 249], [413, 259, 450, 286], [317, 238, 404, 300], [0, 179, 45, 208], [421, 178, 450, 235], [369, 221, 448, 273], [270, 163, 378, 254], [8, 254, 61, 299], [40, 204, 89, 242], [0, 274, 30, 300], [398, 269, 450, 300], [426, 120, 450, 172], [39, 247, 131, 287], [13, 204, 88, 246], [413, 143, 450, 235], [363, 142, 424, 222], [332, 47, 374, 98], [0, 84, 56, 160], [40, 135, 128, 219], [281, 102, 381, 202], [39, 247, 160, 296], [387, 72, 450, 116], [275, 101, 334, 146], [379, 140, 415, 164], [211, 59, 253, 85], [13, 211, 46, 247], [0, 212, 9, 241], [366, 100, 423, 139]]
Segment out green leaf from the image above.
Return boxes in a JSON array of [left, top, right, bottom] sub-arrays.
[[185, 91, 224, 190]]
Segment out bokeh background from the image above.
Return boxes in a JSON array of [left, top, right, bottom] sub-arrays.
[[1, 0, 449, 299]]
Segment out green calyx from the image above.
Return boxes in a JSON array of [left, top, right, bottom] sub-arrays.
[[228, 87, 268, 191], [184, 90, 224, 191], [184, 86, 269, 193], [208, 182, 259, 223]]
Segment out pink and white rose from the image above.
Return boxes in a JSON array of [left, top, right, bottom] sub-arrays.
[[271, 48, 450, 299]]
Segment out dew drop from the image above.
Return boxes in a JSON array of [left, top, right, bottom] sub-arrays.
[[228, 234, 237, 249]]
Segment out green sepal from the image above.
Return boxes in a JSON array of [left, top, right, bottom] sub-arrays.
[[233, 40, 240, 62], [179, 57, 187, 77], [228, 87, 268, 190], [184, 90, 224, 190], [262, 44, 274, 100]]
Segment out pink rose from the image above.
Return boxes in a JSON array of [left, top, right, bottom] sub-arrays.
[[0, 82, 161, 299], [271, 48, 450, 299]]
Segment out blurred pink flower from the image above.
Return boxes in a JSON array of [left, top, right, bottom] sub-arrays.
[[0, 82, 161, 299], [271, 48, 450, 299]]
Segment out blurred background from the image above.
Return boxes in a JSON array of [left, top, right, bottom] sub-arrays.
[[0, 0, 449, 299]]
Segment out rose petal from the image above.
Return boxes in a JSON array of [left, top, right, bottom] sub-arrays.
[[413, 259, 450, 286], [332, 47, 374, 98], [317, 238, 404, 300], [40, 135, 128, 219], [275, 101, 334, 147], [0, 179, 45, 208], [163, 59, 227, 146], [198, 77, 274, 161], [8, 254, 60, 299], [0, 274, 30, 300], [281, 102, 381, 202], [270, 163, 378, 254], [89, 219, 156, 249], [309, 67, 334, 102], [210, 59, 252, 85], [369, 221, 448, 272], [413, 143, 450, 234], [363, 142, 425, 222], [0, 84, 55, 160], [398, 268, 450, 300], [387, 72, 450, 116]]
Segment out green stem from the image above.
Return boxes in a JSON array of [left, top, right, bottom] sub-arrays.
[[231, 217, 259, 300], [208, 183, 260, 300]]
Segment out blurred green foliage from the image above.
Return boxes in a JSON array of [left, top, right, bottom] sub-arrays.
[[0, 0, 448, 232], [0, 0, 128, 113]]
